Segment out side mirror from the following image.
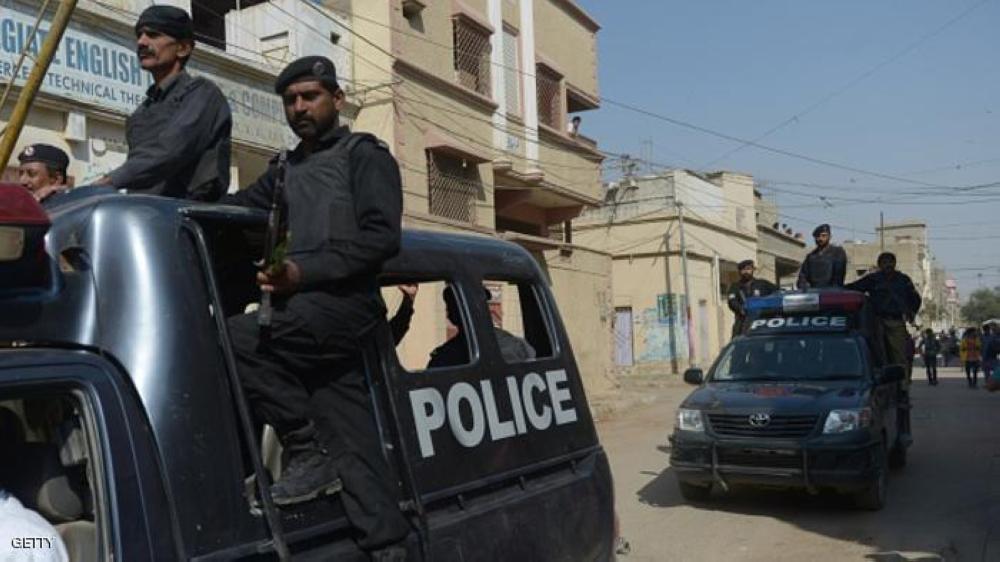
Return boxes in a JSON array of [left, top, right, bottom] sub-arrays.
[[879, 365, 906, 384], [683, 368, 704, 385]]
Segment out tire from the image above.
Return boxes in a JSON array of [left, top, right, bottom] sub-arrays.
[[678, 480, 712, 502], [854, 442, 888, 511], [889, 441, 908, 469]]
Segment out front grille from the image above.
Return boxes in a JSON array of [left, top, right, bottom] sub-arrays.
[[717, 448, 802, 469], [708, 413, 818, 438]]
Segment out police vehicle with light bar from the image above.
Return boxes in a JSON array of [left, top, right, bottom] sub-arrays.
[[669, 289, 909, 510], [0, 185, 616, 561]]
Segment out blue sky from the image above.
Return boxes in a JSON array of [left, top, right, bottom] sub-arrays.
[[576, 0, 1000, 296]]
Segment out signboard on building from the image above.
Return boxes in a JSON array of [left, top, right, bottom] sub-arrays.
[[0, 4, 293, 150]]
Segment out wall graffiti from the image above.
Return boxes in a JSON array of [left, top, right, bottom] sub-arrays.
[[637, 294, 688, 363]]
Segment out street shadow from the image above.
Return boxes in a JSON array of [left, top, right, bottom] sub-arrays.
[[636, 466, 688, 508]]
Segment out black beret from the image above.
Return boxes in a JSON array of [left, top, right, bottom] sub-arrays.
[[737, 259, 755, 270], [17, 144, 69, 171], [135, 6, 193, 41], [812, 223, 831, 236], [275, 56, 340, 94]]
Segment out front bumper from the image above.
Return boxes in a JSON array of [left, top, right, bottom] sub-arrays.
[[669, 432, 880, 493]]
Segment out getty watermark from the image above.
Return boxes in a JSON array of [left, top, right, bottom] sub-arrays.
[[10, 537, 58, 549]]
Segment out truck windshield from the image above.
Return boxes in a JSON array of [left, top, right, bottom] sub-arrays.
[[711, 335, 864, 382]]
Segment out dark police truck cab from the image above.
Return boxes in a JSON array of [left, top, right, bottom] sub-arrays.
[[0, 185, 615, 561], [669, 290, 910, 510]]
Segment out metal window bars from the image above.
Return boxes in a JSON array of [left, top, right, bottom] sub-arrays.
[[453, 18, 492, 96], [536, 64, 562, 130], [427, 151, 480, 224]]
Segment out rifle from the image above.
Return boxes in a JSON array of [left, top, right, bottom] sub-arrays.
[[257, 151, 289, 333]]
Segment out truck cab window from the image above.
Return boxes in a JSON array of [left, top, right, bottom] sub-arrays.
[[0, 391, 106, 562], [381, 280, 477, 371], [483, 279, 556, 362]]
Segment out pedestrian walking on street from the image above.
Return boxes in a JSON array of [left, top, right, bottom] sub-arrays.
[[984, 324, 1000, 388], [919, 328, 940, 385], [960, 328, 982, 388], [943, 330, 959, 367], [797, 224, 848, 289], [981, 324, 996, 380], [726, 259, 778, 339]]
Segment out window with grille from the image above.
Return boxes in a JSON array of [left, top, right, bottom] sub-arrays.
[[536, 64, 562, 129], [427, 151, 480, 224], [502, 29, 520, 116], [453, 17, 492, 96]]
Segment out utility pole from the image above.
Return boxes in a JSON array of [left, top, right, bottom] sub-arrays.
[[879, 211, 885, 252], [676, 200, 694, 368], [0, 0, 78, 168]]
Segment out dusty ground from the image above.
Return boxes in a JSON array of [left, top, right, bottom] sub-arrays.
[[598, 367, 1000, 562]]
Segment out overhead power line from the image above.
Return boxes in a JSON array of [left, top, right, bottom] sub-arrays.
[[699, 0, 994, 169]]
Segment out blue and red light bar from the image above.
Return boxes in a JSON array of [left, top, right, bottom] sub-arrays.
[[746, 291, 864, 315]]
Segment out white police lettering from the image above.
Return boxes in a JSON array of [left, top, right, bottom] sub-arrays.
[[749, 316, 849, 330], [522, 372, 553, 430], [410, 388, 446, 458], [506, 376, 528, 434], [546, 369, 578, 425], [408, 369, 579, 458], [447, 382, 485, 447], [481, 380, 516, 440]]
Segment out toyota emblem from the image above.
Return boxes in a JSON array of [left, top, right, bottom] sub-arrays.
[[748, 413, 771, 427]]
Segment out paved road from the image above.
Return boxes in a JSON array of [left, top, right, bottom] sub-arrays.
[[598, 367, 1000, 562]]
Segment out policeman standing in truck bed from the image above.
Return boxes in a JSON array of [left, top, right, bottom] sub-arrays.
[[98, 6, 232, 201], [727, 259, 778, 339], [797, 223, 848, 289], [224, 56, 409, 560]]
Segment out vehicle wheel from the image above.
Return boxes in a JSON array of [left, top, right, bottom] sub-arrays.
[[889, 441, 907, 469], [854, 442, 888, 510], [678, 480, 712, 502]]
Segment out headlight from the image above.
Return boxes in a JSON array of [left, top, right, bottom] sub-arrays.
[[676, 409, 704, 432], [823, 408, 872, 434]]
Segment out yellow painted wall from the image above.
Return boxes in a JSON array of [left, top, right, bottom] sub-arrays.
[[533, 0, 599, 97], [540, 245, 615, 396]]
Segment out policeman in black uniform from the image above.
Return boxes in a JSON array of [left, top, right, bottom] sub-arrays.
[[224, 56, 409, 560], [427, 287, 535, 368], [727, 259, 778, 338], [846, 252, 922, 367], [796, 223, 848, 289], [99, 6, 232, 201], [17, 144, 69, 202]]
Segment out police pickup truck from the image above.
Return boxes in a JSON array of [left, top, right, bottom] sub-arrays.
[[669, 290, 909, 510], [0, 185, 615, 561]]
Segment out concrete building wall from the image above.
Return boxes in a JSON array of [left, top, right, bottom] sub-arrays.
[[351, 0, 610, 391], [540, 246, 615, 397], [532, 0, 599, 98], [574, 170, 779, 373]]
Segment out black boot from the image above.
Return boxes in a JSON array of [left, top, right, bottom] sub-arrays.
[[368, 544, 408, 562], [271, 423, 342, 506]]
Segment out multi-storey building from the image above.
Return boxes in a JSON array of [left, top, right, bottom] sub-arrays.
[[843, 220, 944, 326], [352, 1, 613, 395], [573, 170, 804, 374], [2, 0, 614, 395], [0, 0, 345, 188]]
